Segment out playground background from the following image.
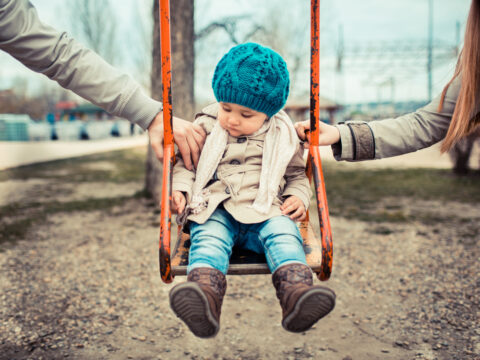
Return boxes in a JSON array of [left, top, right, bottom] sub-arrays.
[[0, 143, 478, 360]]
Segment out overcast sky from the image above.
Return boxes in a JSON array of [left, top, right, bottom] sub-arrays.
[[0, 0, 471, 105]]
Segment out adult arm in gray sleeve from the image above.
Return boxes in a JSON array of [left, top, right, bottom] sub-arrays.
[[0, 0, 161, 130], [334, 75, 461, 161]]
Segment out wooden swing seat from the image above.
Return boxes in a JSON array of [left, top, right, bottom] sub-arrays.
[[171, 220, 323, 276]]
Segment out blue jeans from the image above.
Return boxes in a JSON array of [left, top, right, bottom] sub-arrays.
[[188, 208, 307, 274]]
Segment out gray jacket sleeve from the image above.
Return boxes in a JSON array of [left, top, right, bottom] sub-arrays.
[[333, 75, 461, 161], [0, 0, 161, 130]]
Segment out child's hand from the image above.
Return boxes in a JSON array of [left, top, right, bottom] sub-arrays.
[[172, 191, 186, 214], [281, 195, 306, 221], [294, 120, 341, 149]]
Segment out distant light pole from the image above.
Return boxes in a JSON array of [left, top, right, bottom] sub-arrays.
[[427, 0, 433, 101], [455, 20, 461, 57], [336, 24, 345, 105]]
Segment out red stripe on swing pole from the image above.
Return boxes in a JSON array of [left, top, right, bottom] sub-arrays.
[[310, 0, 333, 281], [160, 0, 173, 146], [159, 0, 173, 283], [311, 146, 333, 281]]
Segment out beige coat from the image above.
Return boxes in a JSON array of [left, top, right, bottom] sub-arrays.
[[173, 103, 311, 225]]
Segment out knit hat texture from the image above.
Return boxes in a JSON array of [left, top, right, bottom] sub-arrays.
[[212, 43, 290, 118]]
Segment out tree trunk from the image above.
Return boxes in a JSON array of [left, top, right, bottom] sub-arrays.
[[145, 0, 195, 203], [449, 132, 477, 174]]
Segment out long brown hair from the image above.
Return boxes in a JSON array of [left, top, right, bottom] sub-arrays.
[[439, 0, 480, 152]]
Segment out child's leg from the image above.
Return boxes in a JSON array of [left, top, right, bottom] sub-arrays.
[[254, 216, 336, 333], [251, 215, 307, 271], [169, 208, 236, 338], [187, 208, 237, 274]]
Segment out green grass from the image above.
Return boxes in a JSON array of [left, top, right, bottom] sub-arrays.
[[0, 148, 146, 183], [0, 149, 150, 249], [1, 149, 479, 248], [319, 163, 480, 223], [324, 164, 480, 203], [0, 196, 137, 249]]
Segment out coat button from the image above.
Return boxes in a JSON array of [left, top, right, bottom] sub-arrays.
[[229, 159, 240, 165], [225, 187, 230, 194], [237, 137, 247, 143]]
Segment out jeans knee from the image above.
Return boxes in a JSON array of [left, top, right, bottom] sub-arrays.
[[260, 216, 303, 245]]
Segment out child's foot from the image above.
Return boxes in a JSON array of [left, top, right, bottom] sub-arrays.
[[169, 267, 226, 338], [281, 285, 335, 332], [272, 263, 336, 333]]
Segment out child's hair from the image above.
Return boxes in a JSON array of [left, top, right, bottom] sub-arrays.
[[212, 42, 290, 118], [439, 0, 480, 152]]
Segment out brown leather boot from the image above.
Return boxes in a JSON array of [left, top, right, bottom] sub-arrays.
[[272, 263, 335, 333], [169, 267, 226, 338]]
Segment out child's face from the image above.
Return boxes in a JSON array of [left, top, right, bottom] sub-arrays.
[[218, 102, 268, 137]]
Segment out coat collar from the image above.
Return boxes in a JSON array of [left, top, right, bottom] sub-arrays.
[[196, 102, 219, 120], [198, 102, 273, 139]]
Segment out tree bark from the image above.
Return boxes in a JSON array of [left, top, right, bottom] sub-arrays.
[[449, 130, 479, 174], [145, 0, 195, 203]]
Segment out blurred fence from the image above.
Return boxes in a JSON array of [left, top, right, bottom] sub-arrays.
[[0, 114, 142, 142]]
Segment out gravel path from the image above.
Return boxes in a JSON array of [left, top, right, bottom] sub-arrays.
[[1, 179, 479, 360]]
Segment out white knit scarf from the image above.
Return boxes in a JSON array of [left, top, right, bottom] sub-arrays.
[[185, 109, 298, 217]]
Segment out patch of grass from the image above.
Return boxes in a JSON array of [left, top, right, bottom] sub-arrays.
[[328, 206, 410, 223], [411, 212, 453, 226], [321, 164, 480, 223], [324, 164, 480, 204], [0, 196, 134, 249], [369, 225, 395, 235], [0, 148, 147, 183], [0, 148, 152, 249], [2, 147, 479, 245], [44, 197, 132, 214], [0, 202, 42, 218], [0, 218, 37, 248]]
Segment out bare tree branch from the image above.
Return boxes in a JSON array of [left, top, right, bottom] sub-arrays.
[[241, 24, 265, 43], [69, 0, 118, 65], [195, 15, 264, 45]]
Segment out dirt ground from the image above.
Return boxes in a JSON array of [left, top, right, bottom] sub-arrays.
[[0, 157, 479, 360]]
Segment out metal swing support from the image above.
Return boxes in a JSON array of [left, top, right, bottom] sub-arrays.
[[158, 0, 332, 284], [158, 0, 174, 283]]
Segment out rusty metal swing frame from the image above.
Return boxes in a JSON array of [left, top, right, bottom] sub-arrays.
[[158, 0, 332, 284]]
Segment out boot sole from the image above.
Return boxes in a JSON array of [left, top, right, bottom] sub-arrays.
[[169, 282, 219, 338], [282, 287, 336, 333]]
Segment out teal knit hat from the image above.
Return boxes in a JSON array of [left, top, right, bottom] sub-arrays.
[[212, 42, 290, 118]]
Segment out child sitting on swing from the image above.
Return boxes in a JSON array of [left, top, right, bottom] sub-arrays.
[[170, 42, 335, 338]]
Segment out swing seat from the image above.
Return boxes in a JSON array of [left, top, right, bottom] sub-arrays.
[[171, 220, 323, 275]]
